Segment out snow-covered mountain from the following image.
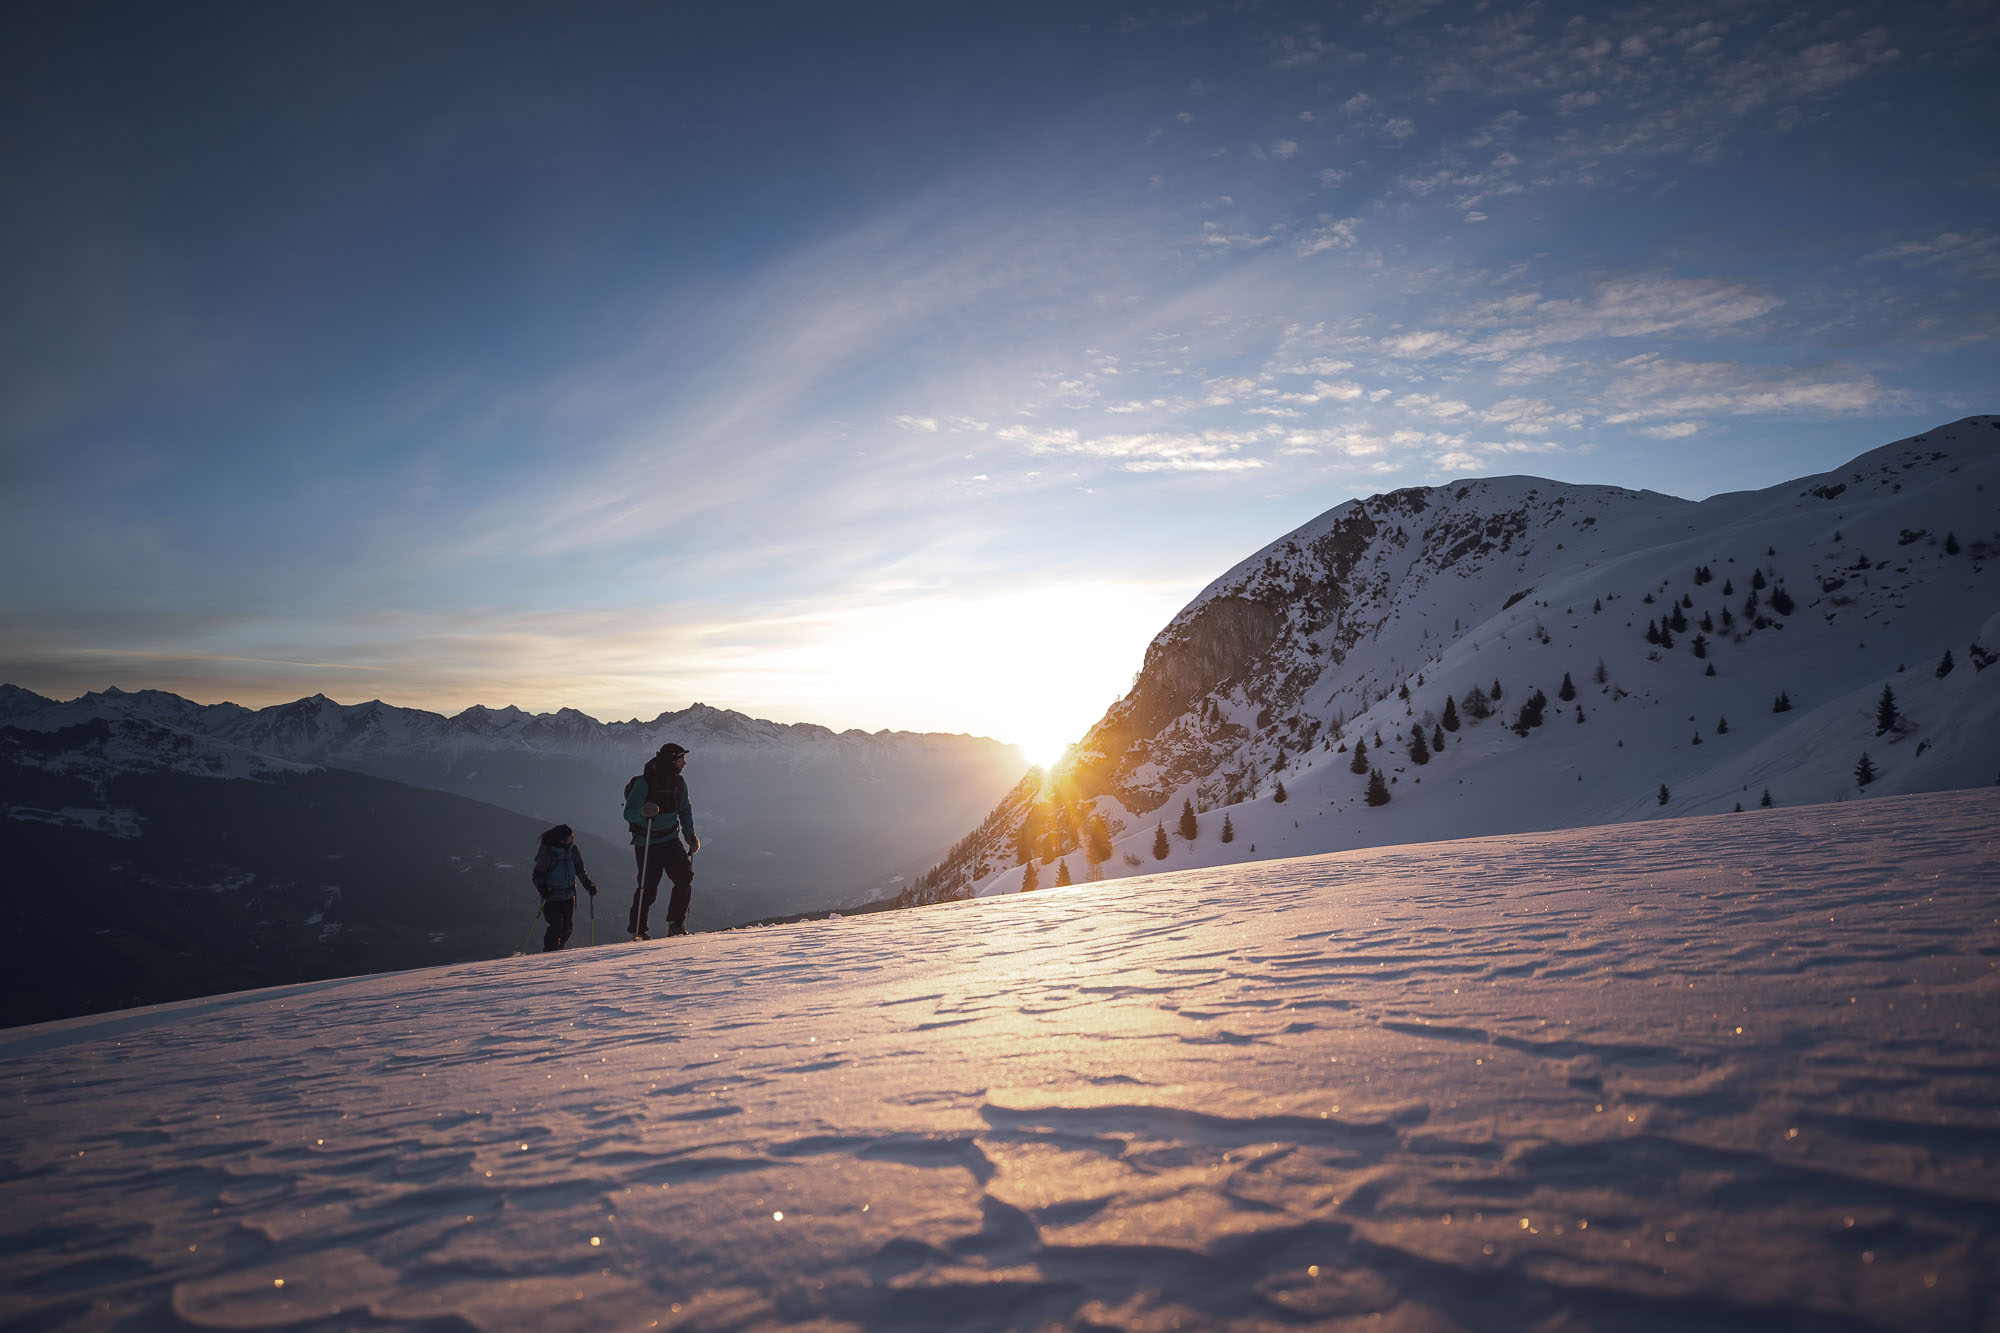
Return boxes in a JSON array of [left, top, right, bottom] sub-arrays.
[[1, 691, 1029, 924], [907, 416, 2000, 903]]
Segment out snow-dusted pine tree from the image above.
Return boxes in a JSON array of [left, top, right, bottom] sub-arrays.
[[1876, 685, 1899, 736]]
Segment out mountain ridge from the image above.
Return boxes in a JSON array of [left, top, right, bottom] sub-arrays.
[[0, 689, 1033, 928], [899, 415, 2000, 905]]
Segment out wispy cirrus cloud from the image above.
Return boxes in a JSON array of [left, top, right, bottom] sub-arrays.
[[996, 422, 1272, 472], [1869, 230, 2000, 282], [1600, 353, 1892, 422]]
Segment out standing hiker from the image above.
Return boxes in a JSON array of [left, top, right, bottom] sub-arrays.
[[623, 742, 700, 939], [530, 824, 598, 952]]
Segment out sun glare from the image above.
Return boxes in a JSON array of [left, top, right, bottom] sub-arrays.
[[1016, 729, 1077, 773], [659, 579, 1186, 764]]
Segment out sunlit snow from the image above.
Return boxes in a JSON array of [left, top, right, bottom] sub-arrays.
[[3, 788, 1995, 1329]]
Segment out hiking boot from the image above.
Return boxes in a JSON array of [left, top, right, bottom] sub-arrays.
[[664, 921, 688, 937], [629, 928, 650, 942]]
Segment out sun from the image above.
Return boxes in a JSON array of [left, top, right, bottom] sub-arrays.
[[1016, 729, 1077, 773]]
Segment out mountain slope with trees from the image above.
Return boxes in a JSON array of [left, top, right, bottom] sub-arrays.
[[901, 416, 2000, 904]]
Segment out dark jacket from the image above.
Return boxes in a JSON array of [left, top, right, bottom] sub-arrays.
[[623, 764, 695, 847], [531, 825, 597, 902]]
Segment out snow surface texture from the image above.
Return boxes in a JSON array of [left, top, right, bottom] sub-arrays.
[[4, 788, 1996, 1331]]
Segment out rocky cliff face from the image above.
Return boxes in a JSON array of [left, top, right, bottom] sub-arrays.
[[1067, 476, 1671, 819]]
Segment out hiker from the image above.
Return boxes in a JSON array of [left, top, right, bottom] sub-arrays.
[[530, 824, 598, 952], [623, 742, 700, 939]]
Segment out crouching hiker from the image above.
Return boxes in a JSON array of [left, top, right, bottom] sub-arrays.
[[531, 824, 598, 951], [623, 742, 700, 940]]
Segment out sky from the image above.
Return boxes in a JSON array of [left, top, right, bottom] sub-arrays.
[[1, 1, 1995, 764]]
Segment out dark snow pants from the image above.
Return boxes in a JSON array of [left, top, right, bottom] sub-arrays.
[[541, 897, 575, 952], [629, 840, 693, 935]]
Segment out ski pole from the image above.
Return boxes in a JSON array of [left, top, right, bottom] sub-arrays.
[[520, 902, 544, 956], [589, 890, 595, 947], [632, 814, 654, 938]]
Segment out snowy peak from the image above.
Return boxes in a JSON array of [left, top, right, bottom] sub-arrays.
[[905, 416, 2000, 905], [1, 717, 310, 787]]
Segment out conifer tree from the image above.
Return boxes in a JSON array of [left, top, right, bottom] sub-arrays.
[[1350, 736, 1370, 774], [1220, 814, 1234, 843], [1716, 716, 1728, 735], [1854, 752, 1876, 787], [1274, 779, 1288, 803], [1669, 604, 1688, 634], [1432, 724, 1446, 750], [1054, 858, 1073, 887], [1722, 578, 1734, 595], [1179, 798, 1199, 841], [1692, 634, 1707, 659], [1441, 696, 1460, 731], [1751, 568, 1766, 590], [1945, 532, 1960, 555], [1085, 812, 1113, 864], [1594, 658, 1608, 686], [1646, 619, 1661, 645], [1937, 649, 1955, 678], [1491, 679, 1503, 701], [1558, 672, 1575, 701], [1409, 727, 1430, 765], [1021, 859, 1040, 892], [1658, 623, 1675, 649], [1769, 585, 1794, 616], [1657, 783, 1671, 806], [1152, 823, 1170, 861], [1773, 691, 1792, 713], [1875, 684, 1899, 735], [1705, 662, 1716, 676], [1365, 769, 1391, 806], [1461, 685, 1492, 721], [1760, 789, 1774, 807]]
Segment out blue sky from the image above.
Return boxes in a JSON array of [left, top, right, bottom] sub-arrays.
[[2, 1, 1994, 760]]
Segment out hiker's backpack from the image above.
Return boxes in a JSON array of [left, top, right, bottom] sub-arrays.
[[625, 768, 685, 837]]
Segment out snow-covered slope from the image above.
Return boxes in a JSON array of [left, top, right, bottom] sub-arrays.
[[2, 788, 1994, 1330], [1, 691, 1030, 923], [913, 417, 2000, 901]]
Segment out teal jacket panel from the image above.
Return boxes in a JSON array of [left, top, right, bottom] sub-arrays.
[[531, 842, 596, 901], [623, 773, 695, 846]]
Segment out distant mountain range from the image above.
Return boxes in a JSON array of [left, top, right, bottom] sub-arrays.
[[904, 415, 2000, 903], [0, 696, 1026, 1024]]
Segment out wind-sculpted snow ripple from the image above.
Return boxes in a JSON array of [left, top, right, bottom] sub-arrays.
[[1, 789, 1997, 1330]]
